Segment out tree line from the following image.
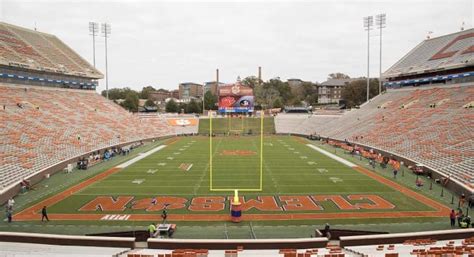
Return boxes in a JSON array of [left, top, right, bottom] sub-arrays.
[[101, 73, 383, 112]]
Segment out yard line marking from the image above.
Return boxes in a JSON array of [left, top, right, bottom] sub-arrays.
[[117, 145, 166, 168], [329, 177, 343, 183], [132, 179, 145, 184], [146, 169, 158, 174], [306, 144, 357, 167]]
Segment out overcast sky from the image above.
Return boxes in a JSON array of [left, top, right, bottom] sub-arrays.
[[1, 0, 472, 92]]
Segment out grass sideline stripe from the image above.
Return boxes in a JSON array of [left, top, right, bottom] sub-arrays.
[[116, 145, 166, 168], [306, 144, 357, 167]]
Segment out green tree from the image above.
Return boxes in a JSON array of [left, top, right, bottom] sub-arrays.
[[140, 86, 156, 99], [144, 98, 157, 107], [102, 88, 127, 100], [341, 78, 380, 108], [165, 99, 179, 113], [272, 98, 284, 109], [301, 82, 318, 105], [241, 76, 262, 89], [203, 91, 218, 111], [178, 102, 187, 114], [186, 99, 201, 114], [254, 85, 280, 108], [120, 91, 139, 112], [328, 73, 351, 79]]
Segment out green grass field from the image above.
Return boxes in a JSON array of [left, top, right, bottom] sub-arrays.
[[4, 118, 457, 238], [48, 135, 434, 215], [4, 134, 457, 238], [198, 117, 275, 134]]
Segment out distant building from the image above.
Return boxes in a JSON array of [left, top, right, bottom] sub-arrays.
[[149, 89, 172, 102], [170, 89, 179, 99], [318, 78, 354, 104], [179, 82, 203, 101], [287, 78, 304, 88], [203, 81, 225, 95]]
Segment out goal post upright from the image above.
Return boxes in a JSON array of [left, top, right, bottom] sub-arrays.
[[260, 109, 264, 191], [209, 111, 213, 191]]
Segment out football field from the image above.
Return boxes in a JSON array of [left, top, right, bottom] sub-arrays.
[[14, 135, 449, 222]]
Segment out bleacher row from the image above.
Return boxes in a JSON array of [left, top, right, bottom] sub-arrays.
[[124, 238, 474, 257], [0, 22, 101, 78], [275, 84, 474, 189], [383, 28, 473, 80], [0, 84, 174, 191]]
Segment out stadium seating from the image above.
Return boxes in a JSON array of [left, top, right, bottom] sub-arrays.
[[383, 28, 473, 80], [345, 238, 474, 257], [0, 22, 101, 78], [0, 84, 172, 191], [275, 84, 474, 189]]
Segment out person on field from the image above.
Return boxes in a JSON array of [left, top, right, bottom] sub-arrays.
[[41, 206, 49, 222], [6, 208, 12, 223], [450, 209, 456, 228], [456, 209, 464, 227], [460, 193, 466, 207], [161, 209, 168, 224], [469, 194, 474, 208], [148, 223, 158, 238], [7, 198, 15, 209]]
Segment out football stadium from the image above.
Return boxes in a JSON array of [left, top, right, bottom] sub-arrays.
[[0, 3, 474, 257]]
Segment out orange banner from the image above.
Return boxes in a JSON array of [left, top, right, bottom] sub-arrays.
[[167, 118, 198, 126]]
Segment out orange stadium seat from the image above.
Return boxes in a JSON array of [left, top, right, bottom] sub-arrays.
[[0, 84, 173, 191]]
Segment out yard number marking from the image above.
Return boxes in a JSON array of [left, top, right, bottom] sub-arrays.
[[132, 179, 145, 184], [317, 168, 328, 173], [329, 177, 343, 183], [146, 169, 158, 174]]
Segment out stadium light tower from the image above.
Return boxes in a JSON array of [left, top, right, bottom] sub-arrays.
[[363, 16, 373, 102], [101, 23, 111, 99], [376, 14, 386, 95], [88, 22, 99, 67]]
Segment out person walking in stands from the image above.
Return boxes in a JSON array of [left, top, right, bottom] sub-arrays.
[[450, 209, 456, 228], [41, 206, 49, 222]]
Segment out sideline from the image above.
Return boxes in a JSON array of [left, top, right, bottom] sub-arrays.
[[117, 145, 167, 168], [14, 144, 169, 218], [306, 144, 357, 167]]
